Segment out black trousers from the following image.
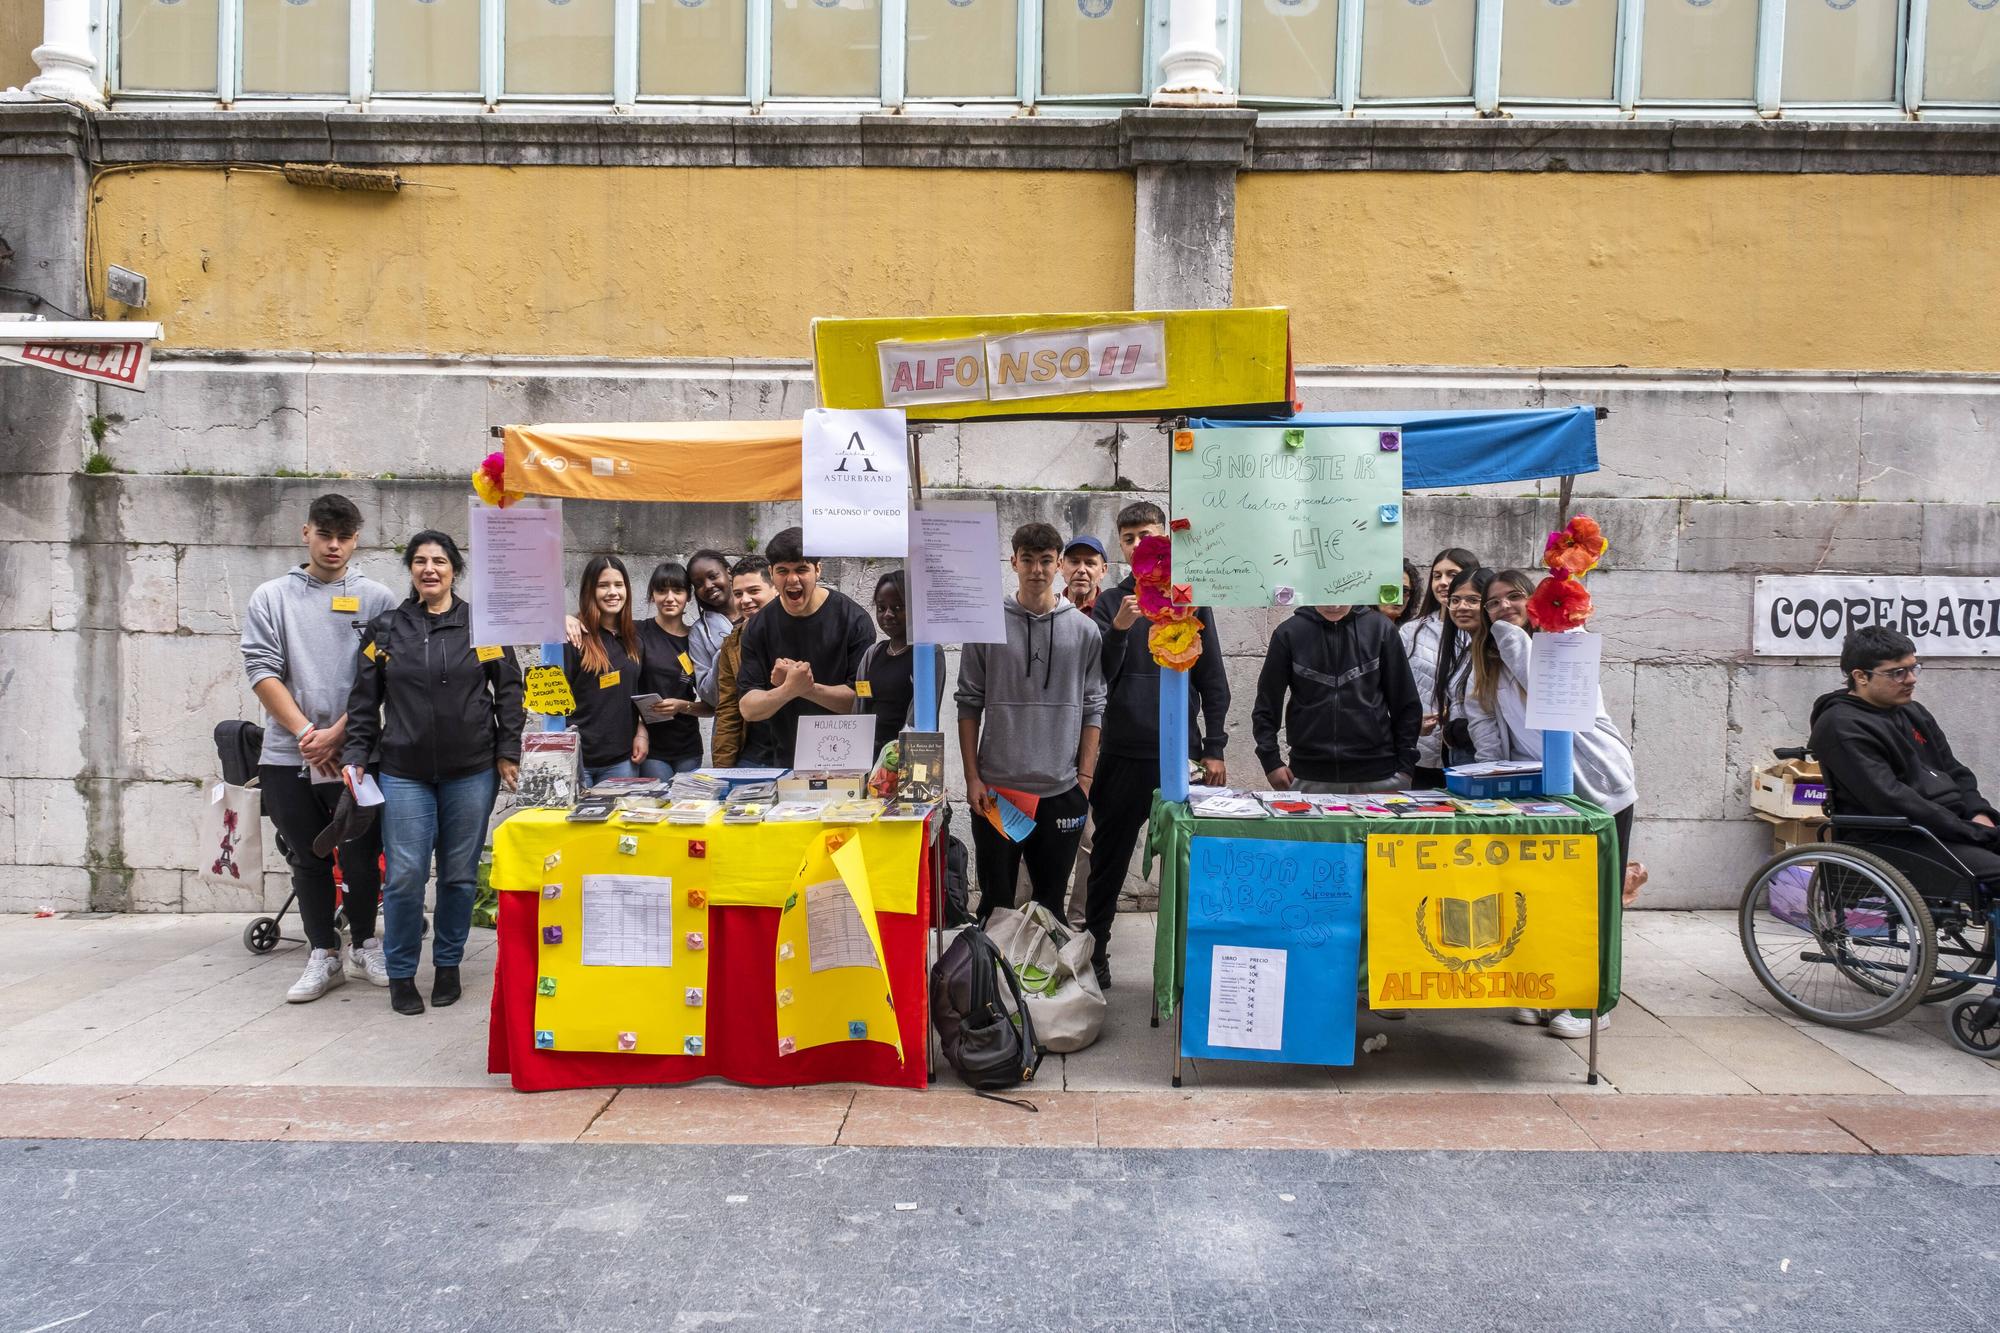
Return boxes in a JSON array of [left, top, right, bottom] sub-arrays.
[[1083, 752, 1159, 964], [259, 764, 383, 951], [972, 785, 1090, 925]]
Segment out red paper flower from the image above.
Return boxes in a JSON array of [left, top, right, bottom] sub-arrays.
[[1132, 534, 1172, 585], [1543, 515, 1608, 577], [1526, 567, 1594, 631]]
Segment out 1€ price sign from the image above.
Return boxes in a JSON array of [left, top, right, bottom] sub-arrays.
[[523, 665, 576, 716]]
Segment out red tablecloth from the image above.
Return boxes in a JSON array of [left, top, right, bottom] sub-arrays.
[[487, 846, 932, 1092]]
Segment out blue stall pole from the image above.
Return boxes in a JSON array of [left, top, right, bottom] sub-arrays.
[[1158, 661, 1190, 804], [1541, 728, 1575, 796], [908, 425, 939, 735]]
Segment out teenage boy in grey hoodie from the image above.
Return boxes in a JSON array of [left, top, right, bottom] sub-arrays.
[[959, 522, 1107, 925], [240, 494, 398, 1003]]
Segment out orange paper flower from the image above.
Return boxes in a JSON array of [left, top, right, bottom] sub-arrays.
[[1543, 515, 1608, 577], [1149, 616, 1202, 670], [1526, 568, 1594, 631]]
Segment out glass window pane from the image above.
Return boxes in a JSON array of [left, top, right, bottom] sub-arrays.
[[119, 0, 220, 91], [908, 0, 1017, 98], [1360, 0, 1475, 98], [1925, 0, 2000, 101], [1041, 0, 1143, 97], [1500, 0, 1616, 99], [1240, 0, 1339, 100], [375, 0, 481, 94], [505, 0, 614, 95], [640, 0, 748, 96], [1640, 0, 1757, 101], [241, 0, 349, 96], [1782, 0, 1898, 102], [770, 0, 881, 97]]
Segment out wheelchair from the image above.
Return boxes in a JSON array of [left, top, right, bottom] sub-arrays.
[[1738, 746, 2000, 1058]]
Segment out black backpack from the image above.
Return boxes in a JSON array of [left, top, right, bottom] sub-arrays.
[[931, 927, 1042, 1090]]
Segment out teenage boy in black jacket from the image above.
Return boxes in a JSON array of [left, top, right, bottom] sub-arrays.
[[1810, 625, 2000, 880], [1083, 502, 1230, 988], [1254, 603, 1422, 793]]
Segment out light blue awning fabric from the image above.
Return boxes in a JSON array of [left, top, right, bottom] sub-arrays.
[[1186, 405, 1599, 491]]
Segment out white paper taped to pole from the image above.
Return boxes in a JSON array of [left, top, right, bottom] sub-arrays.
[[907, 500, 1006, 645], [468, 497, 567, 647], [1525, 630, 1604, 731]]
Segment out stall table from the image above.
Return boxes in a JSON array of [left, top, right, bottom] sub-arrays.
[[488, 810, 931, 1092], [1144, 795, 1623, 1068]]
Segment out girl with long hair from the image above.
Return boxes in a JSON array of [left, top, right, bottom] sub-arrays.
[[1401, 548, 1482, 788], [635, 560, 713, 777], [563, 554, 648, 786]]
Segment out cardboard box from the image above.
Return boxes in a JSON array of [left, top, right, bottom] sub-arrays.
[[1753, 810, 1828, 854], [1750, 759, 1828, 819]]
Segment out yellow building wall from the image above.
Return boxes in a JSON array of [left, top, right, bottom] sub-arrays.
[[1237, 172, 2000, 373], [1, 3, 41, 90], [93, 166, 1137, 358]]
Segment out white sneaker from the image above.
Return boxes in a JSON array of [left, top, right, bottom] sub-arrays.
[[1511, 1008, 1551, 1026], [1547, 1011, 1609, 1040], [345, 938, 390, 988], [287, 948, 347, 1003]]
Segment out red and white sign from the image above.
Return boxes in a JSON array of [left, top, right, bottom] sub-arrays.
[[0, 321, 162, 392]]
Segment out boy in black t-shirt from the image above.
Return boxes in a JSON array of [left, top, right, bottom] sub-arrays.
[[737, 527, 877, 768]]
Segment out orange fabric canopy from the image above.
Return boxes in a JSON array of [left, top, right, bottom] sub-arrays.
[[503, 420, 806, 502]]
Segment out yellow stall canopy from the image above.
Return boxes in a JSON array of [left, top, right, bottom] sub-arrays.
[[504, 419, 806, 503], [813, 308, 1294, 423]]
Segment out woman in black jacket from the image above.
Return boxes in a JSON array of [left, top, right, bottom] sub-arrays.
[[344, 531, 524, 1016]]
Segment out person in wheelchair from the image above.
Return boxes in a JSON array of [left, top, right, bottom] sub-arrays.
[[1809, 625, 2000, 883]]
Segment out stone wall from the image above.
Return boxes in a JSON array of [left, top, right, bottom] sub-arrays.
[[4, 103, 1999, 915]]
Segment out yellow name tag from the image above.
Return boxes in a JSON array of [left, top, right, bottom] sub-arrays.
[[678, 652, 695, 675], [330, 596, 360, 613], [600, 670, 621, 688], [855, 680, 873, 699], [362, 640, 378, 661], [475, 645, 503, 663]]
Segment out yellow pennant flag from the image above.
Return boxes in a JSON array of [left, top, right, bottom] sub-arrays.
[[773, 830, 903, 1062]]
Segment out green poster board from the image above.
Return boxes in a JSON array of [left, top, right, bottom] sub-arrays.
[[1169, 425, 1404, 609]]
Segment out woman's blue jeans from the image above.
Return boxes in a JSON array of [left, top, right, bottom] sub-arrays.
[[379, 768, 499, 980]]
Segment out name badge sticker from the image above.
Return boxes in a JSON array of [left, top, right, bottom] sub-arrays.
[[855, 680, 874, 699], [600, 670, 621, 688], [475, 645, 504, 663], [330, 596, 360, 613], [678, 652, 695, 675]]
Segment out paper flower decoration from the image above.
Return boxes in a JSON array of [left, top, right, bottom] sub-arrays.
[[1526, 567, 1594, 631], [1543, 515, 1608, 578], [471, 450, 522, 508], [1131, 534, 1202, 672]]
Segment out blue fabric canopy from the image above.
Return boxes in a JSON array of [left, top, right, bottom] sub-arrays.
[[1186, 406, 1598, 491]]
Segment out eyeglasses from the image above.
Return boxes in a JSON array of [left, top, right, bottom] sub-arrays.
[[1446, 596, 1485, 610], [1864, 664, 1922, 683], [1486, 591, 1528, 611]]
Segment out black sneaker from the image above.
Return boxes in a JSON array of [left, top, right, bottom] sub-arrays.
[[431, 965, 461, 1008], [389, 977, 425, 1016], [1092, 957, 1112, 990]]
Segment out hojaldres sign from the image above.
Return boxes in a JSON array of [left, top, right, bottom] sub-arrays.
[[1754, 577, 2000, 657]]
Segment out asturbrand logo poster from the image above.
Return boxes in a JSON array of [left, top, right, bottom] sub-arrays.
[[800, 407, 910, 558]]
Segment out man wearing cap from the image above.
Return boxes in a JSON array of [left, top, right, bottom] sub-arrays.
[[1061, 535, 1109, 614]]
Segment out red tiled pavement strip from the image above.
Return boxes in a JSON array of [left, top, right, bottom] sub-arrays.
[[2, 1085, 1997, 1153]]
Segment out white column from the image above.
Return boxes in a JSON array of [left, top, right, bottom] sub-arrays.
[[27, 0, 104, 105], [1153, 0, 1231, 106]]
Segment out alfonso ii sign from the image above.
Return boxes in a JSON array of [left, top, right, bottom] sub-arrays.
[[876, 320, 1167, 408], [1754, 576, 2000, 658]]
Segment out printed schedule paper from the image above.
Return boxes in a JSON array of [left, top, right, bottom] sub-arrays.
[[580, 874, 674, 968], [1207, 944, 1287, 1051], [806, 879, 880, 974], [1525, 630, 1604, 731]]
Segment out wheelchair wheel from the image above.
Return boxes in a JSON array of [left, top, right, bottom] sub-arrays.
[[1921, 913, 1994, 1004], [1739, 845, 1935, 1030], [1945, 994, 2000, 1058]]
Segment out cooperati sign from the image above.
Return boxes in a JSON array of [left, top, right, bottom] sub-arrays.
[[0, 321, 163, 391]]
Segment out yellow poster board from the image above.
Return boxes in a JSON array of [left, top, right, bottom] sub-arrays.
[[1365, 833, 1600, 1010], [523, 665, 576, 716], [812, 308, 1293, 422], [774, 832, 903, 1062]]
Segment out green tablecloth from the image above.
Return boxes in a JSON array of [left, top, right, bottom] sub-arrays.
[[1142, 796, 1623, 1019]]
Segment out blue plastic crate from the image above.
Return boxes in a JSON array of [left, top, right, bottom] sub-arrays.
[[1445, 767, 1544, 799]]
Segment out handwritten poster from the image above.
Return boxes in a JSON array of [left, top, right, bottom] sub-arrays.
[[793, 714, 874, 771], [908, 500, 1006, 644], [1365, 833, 1599, 1010], [801, 408, 910, 558], [1169, 426, 1403, 609], [1179, 836, 1362, 1067], [468, 497, 566, 647], [1525, 630, 1603, 730]]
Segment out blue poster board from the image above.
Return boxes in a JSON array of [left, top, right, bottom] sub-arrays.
[[1179, 836, 1363, 1067]]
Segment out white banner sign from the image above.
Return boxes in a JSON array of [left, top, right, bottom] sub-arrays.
[[801, 407, 910, 558], [1525, 630, 1603, 730], [0, 339, 153, 391], [1755, 576, 2000, 657], [878, 321, 1167, 408], [908, 500, 1006, 645], [468, 497, 567, 647]]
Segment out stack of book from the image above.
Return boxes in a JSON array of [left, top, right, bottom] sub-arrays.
[[669, 772, 731, 804], [665, 798, 721, 825]]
